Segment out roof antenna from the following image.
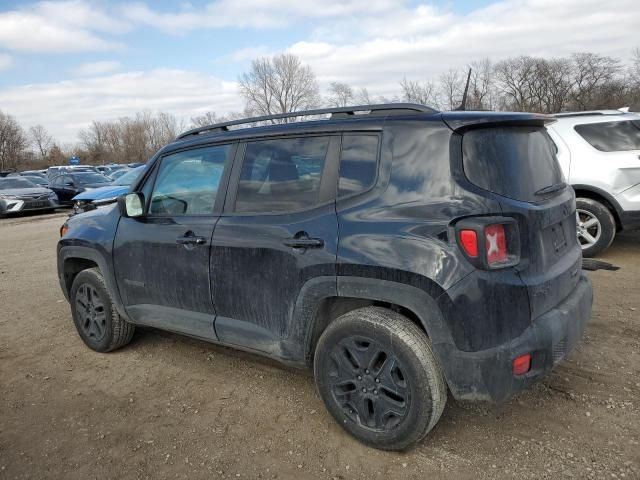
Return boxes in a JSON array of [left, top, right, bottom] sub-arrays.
[[455, 68, 472, 111]]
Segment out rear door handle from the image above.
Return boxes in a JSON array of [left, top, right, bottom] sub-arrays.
[[176, 235, 207, 246], [282, 237, 324, 249]]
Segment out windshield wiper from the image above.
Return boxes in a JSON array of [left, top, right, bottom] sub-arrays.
[[535, 182, 566, 196]]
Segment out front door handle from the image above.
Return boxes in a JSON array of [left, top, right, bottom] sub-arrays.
[[176, 234, 207, 246], [283, 236, 324, 249]]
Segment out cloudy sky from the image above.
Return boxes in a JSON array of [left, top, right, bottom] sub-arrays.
[[0, 0, 638, 143]]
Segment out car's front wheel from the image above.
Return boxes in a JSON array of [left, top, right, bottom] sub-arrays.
[[70, 268, 135, 352], [314, 307, 447, 450]]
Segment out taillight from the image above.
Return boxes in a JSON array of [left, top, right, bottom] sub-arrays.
[[455, 217, 520, 269], [484, 224, 507, 265], [459, 230, 478, 257], [512, 353, 532, 376]]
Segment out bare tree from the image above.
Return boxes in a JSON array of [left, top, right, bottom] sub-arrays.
[[354, 87, 374, 105], [571, 53, 620, 110], [494, 56, 538, 111], [438, 69, 464, 110], [400, 77, 438, 106], [29, 124, 53, 162], [190, 111, 246, 128], [0, 110, 28, 171], [238, 53, 320, 122], [630, 47, 640, 89], [326, 82, 354, 107], [467, 59, 495, 110]]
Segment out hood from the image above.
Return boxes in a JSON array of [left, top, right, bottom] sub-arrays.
[[0, 187, 53, 198], [72, 184, 129, 201]]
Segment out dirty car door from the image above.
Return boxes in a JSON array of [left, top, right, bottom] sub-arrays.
[[113, 143, 235, 340], [210, 136, 339, 358]]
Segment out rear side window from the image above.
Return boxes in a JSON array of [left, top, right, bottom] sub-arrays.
[[338, 135, 379, 197], [235, 136, 330, 213], [462, 126, 564, 202], [574, 120, 640, 152], [149, 144, 230, 215]]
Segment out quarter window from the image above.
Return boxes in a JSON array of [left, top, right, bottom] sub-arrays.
[[234, 136, 330, 213], [149, 144, 231, 215], [574, 120, 640, 152], [338, 135, 379, 197]]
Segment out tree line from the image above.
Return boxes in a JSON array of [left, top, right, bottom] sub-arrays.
[[1, 48, 639, 172]]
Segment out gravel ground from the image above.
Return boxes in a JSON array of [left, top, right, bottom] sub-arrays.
[[0, 212, 639, 479]]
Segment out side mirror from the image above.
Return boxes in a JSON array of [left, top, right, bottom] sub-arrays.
[[117, 192, 145, 218]]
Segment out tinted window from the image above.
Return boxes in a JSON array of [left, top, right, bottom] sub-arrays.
[[149, 144, 230, 215], [338, 135, 379, 197], [575, 120, 640, 152], [71, 173, 111, 185], [235, 136, 330, 213], [51, 176, 66, 187], [463, 126, 564, 202]]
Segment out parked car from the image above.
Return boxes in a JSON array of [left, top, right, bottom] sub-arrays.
[[20, 175, 49, 187], [0, 177, 58, 215], [71, 166, 145, 214], [49, 172, 112, 206], [547, 110, 640, 256], [9, 170, 48, 179], [57, 104, 592, 450], [108, 169, 129, 181]]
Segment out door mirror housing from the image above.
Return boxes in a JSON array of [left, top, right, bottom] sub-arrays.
[[117, 192, 145, 218]]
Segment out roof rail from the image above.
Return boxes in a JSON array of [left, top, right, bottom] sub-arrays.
[[554, 110, 626, 118], [177, 103, 438, 140]]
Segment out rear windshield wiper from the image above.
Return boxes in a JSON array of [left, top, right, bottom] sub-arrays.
[[535, 182, 566, 196]]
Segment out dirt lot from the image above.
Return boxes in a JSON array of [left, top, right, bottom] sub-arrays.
[[0, 212, 639, 480]]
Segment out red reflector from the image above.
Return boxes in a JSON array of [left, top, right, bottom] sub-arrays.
[[485, 224, 507, 264], [459, 230, 478, 257], [512, 354, 531, 376]]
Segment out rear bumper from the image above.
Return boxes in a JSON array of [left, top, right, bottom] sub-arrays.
[[437, 273, 592, 402]]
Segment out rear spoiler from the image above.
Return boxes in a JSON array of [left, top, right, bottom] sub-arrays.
[[441, 112, 555, 133]]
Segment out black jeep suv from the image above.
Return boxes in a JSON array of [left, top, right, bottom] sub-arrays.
[[57, 104, 593, 450]]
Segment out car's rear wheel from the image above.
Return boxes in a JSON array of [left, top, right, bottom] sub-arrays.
[[314, 307, 447, 451], [70, 268, 135, 352], [576, 198, 616, 258]]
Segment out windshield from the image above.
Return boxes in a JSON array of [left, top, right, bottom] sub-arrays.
[[462, 126, 565, 202], [71, 172, 111, 185], [0, 178, 37, 189], [22, 176, 47, 185], [113, 167, 144, 186]]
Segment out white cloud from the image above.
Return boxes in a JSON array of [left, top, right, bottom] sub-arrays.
[[122, 0, 399, 32], [0, 53, 12, 71], [0, 69, 243, 142], [0, 1, 127, 53], [73, 61, 121, 76], [284, 0, 640, 96]]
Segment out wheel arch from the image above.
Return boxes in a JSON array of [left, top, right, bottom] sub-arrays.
[[572, 184, 623, 230], [298, 275, 453, 367], [58, 245, 130, 320]]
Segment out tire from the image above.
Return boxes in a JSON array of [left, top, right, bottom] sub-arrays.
[[70, 268, 135, 352], [576, 198, 616, 258], [314, 306, 447, 451]]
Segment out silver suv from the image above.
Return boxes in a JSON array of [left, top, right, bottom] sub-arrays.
[[547, 110, 640, 257]]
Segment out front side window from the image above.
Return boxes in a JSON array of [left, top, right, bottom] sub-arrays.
[[149, 144, 231, 215], [338, 135, 379, 197], [574, 120, 640, 152], [234, 136, 330, 213]]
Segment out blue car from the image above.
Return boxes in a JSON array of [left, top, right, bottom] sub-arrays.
[[72, 166, 144, 214]]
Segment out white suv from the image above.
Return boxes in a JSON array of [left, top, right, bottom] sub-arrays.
[[547, 110, 640, 257]]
